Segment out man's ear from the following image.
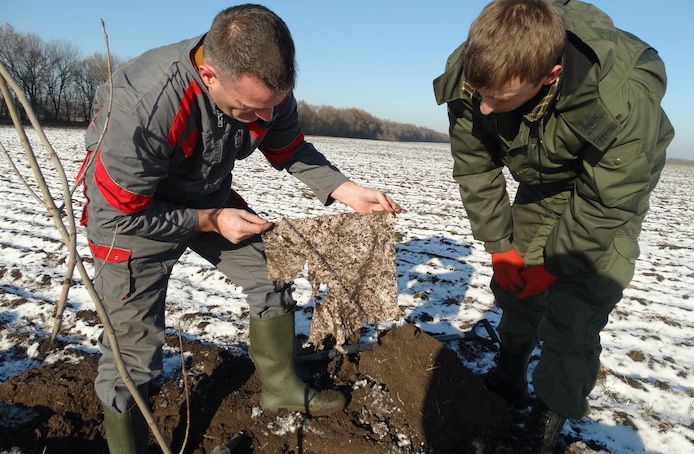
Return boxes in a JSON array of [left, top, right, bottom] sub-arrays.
[[198, 64, 216, 88], [543, 64, 562, 85]]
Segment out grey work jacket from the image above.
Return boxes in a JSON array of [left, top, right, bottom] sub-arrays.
[[82, 35, 348, 245]]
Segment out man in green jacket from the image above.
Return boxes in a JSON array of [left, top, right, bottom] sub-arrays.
[[433, 0, 673, 452]]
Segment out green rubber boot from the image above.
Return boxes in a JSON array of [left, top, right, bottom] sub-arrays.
[[249, 312, 346, 416], [103, 404, 149, 454]]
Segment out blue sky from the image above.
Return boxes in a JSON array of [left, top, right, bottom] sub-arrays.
[[4, 0, 693, 159]]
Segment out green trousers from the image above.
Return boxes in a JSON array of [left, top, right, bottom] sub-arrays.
[[494, 186, 639, 419]]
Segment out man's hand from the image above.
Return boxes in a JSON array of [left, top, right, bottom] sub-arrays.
[[329, 181, 402, 214], [491, 248, 525, 292], [515, 265, 558, 299], [196, 208, 273, 244]]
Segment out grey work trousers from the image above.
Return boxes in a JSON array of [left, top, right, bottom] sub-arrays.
[[90, 229, 295, 413]]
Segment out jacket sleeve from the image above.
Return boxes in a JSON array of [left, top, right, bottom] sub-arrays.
[[448, 98, 514, 253], [544, 48, 674, 276], [435, 42, 514, 253], [258, 93, 350, 205], [84, 91, 199, 242]]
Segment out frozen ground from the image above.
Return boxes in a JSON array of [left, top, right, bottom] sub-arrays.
[[0, 126, 692, 453]]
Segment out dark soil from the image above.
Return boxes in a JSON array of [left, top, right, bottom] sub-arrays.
[[0, 324, 516, 454]]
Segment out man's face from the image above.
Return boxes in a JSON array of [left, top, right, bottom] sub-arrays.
[[202, 68, 285, 123], [476, 77, 544, 116], [474, 65, 562, 116]]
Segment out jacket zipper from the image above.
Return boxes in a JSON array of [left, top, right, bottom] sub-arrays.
[[538, 134, 545, 185], [215, 109, 225, 157]]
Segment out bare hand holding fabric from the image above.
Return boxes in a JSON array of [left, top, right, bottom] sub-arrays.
[[330, 181, 402, 214], [195, 208, 274, 244]]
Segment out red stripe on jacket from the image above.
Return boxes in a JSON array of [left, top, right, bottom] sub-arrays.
[[77, 147, 98, 226], [167, 81, 203, 157], [260, 132, 305, 167], [95, 150, 153, 214], [88, 240, 132, 263], [248, 121, 269, 139]]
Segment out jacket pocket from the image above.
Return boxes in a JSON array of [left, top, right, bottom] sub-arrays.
[[592, 140, 649, 207], [593, 235, 639, 296], [89, 241, 133, 300], [88, 240, 132, 263], [613, 235, 640, 263]]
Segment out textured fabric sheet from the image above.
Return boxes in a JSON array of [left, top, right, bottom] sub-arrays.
[[262, 211, 399, 349]]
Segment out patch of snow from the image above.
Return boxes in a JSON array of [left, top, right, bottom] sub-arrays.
[[0, 126, 692, 453]]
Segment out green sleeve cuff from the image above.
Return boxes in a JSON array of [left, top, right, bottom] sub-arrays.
[[483, 236, 513, 254]]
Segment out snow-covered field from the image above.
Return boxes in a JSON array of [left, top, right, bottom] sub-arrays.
[[0, 125, 692, 453]]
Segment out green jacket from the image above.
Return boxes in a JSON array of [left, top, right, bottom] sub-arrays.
[[433, 0, 674, 276]]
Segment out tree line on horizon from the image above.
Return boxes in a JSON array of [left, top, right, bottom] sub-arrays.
[[297, 101, 448, 143], [0, 23, 449, 144], [0, 24, 120, 126]]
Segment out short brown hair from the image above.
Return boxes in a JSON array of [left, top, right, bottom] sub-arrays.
[[204, 4, 296, 93], [463, 0, 565, 89]]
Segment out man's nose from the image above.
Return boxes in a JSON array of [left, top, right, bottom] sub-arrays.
[[480, 97, 496, 115], [255, 107, 274, 122]]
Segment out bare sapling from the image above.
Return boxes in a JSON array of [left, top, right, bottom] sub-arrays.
[[0, 20, 194, 454]]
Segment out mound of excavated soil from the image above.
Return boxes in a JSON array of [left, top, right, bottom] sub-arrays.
[[0, 324, 514, 454]]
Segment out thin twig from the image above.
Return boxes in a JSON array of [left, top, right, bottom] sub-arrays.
[[0, 141, 44, 203], [177, 322, 191, 454], [91, 220, 120, 282], [71, 18, 113, 195], [0, 21, 173, 454], [0, 64, 77, 342]]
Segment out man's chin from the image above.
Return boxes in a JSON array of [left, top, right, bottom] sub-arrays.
[[232, 115, 256, 124]]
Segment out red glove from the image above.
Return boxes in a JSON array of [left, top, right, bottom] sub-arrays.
[[516, 265, 558, 299], [491, 249, 525, 292]]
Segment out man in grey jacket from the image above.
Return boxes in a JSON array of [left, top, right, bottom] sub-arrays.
[[81, 5, 400, 453]]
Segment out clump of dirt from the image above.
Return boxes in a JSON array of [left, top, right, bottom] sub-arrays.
[[0, 324, 513, 454]]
